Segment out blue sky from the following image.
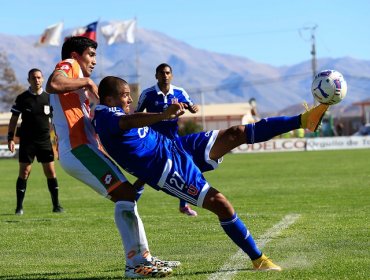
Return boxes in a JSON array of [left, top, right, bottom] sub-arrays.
[[1, 0, 369, 66]]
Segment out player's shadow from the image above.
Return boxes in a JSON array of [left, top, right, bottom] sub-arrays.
[[0, 269, 124, 280], [1, 217, 53, 223], [0, 213, 18, 216], [0, 267, 256, 279], [173, 267, 253, 278]]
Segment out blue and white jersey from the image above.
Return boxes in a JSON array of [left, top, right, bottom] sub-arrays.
[[93, 105, 171, 189], [93, 105, 222, 206], [136, 84, 194, 139]]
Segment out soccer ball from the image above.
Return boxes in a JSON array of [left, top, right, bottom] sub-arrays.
[[311, 70, 347, 105]]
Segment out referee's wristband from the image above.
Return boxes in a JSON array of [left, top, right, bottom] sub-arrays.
[[7, 132, 14, 142]]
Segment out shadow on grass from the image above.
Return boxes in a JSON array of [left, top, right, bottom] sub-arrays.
[[0, 213, 17, 216], [0, 269, 123, 280], [2, 218, 53, 223], [167, 267, 253, 279], [0, 267, 254, 279]]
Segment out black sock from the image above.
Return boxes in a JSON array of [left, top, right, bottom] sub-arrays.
[[47, 178, 60, 207], [16, 177, 27, 209]]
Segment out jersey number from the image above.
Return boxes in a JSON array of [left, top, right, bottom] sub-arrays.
[[169, 171, 185, 190]]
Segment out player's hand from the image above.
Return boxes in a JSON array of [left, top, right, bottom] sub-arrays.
[[164, 103, 185, 119], [133, 178, 146, 190], [188, 104, 199, 113], [8, 140, 15, 153], [85, 78, 99, 100]]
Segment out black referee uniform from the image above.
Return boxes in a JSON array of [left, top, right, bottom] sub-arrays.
[[10, 88, 63, 213], [11, 90, 54, 163]]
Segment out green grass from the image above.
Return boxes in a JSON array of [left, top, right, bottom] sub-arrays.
[[0, 149, 369, 279]]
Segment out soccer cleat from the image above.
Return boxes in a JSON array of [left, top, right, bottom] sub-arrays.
[[124, 263, 172, 278], [52, 205, 64, 213], [252, 254, 282, 271], [151, 256, 181, 268], [15, 208, 23, 215], [179, 205, 198, 217], [300, 103, 330, 132]]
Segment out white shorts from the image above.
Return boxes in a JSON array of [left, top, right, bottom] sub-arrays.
[[59, 144, 128, 198]]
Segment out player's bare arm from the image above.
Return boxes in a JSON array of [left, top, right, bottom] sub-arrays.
[[7, 114, 19, 153], [118, 103, 185, 130], [46, 71, 98, 98]]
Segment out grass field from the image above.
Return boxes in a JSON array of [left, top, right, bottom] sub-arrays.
[[0, 149, 369, 279]]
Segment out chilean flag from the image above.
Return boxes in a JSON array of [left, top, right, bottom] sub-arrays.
[[67, 21, 98, 41]]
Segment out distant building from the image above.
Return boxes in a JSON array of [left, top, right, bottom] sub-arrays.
[[1, 100, 368, 142], [179, 102, 253, 131], [0, 112, 13, 144], [352, 100, 370, 124]]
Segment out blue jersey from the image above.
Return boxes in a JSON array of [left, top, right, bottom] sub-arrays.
[[93, 105, 221, 206], [93, 105, 169, 188], [136, 84, 194, 139]]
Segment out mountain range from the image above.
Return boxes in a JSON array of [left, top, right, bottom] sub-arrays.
[[1, 27, 370, 114]]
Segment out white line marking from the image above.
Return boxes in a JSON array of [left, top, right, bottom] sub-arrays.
[[207, 214, 301, 280]]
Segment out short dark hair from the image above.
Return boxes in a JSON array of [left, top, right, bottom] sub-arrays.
[[155, 63, 172, 74], [28, 68, 42, 79], [98, 76, 128, 104], [61, 36, 98, 60]]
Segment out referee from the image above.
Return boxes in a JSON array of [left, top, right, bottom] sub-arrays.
[[7, 68, 63, 215]]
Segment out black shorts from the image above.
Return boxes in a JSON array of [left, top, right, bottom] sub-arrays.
[[18, 140, 54, 164]]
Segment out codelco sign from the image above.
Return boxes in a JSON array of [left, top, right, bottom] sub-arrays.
[[232, 139, 307, 153]]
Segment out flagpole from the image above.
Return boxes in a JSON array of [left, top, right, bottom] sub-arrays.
[[96, 18, 104, 80], [98, 35, 104, 80], [134, 17, 139, 86]]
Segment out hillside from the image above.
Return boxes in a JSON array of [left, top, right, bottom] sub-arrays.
[[0, 27, 369, 113]]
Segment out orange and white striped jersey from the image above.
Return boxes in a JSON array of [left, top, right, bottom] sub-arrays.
[[49, 59, 101, 155]]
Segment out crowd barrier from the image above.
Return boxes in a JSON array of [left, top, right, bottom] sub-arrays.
[[1, 138, 370, 158], [0, 144, 19, 158], [232, 136, 370, 153]]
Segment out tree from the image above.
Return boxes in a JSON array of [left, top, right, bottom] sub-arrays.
[[0, 52, 25, 110], [178, 120, 203, 136]]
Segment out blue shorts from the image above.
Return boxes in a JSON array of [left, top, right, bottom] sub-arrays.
[[178, 130, 222, 172], [156, 130, 222, 207]]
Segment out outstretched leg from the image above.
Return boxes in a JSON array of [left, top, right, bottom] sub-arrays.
[[202, 187, 281, 271], [210, 104, 329, 160], [210, 115, 300, 159], [179, 199, 198, 217]]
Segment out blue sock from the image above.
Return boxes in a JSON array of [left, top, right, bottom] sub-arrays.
[[179, 199, 187, 208], [135, 185, 145, 201], [220, 213, 262, 260], [246, 116, 301, 144]]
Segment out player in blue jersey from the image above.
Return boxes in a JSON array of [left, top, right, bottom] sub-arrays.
[[93, 76, 329, 272], [136, 63, 199, 216]]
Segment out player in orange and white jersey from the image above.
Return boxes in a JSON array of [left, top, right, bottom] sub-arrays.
[[46, 36, 174, 278]]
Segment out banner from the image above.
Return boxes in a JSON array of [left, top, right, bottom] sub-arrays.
[[0, 144, 18, 158], [232, 138, 307, 153], [232, 136, 370, 153], [67, 21, 98, 41], [306, 136, 370, 151], [35, 22, 63, 47], [101, 19, 136, 45]]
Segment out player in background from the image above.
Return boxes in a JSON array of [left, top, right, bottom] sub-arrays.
[[46, 37, 175, 278], [7, 68, 63, 215], [136, 63, 199, 216], [93, 76, 329, 272]]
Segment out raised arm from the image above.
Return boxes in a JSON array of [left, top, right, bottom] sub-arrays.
[[46, 71, 98, 98], [118, 103, 185, 130]]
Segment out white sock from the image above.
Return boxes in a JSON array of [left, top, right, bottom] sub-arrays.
[[114, 200, 151, 267]]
